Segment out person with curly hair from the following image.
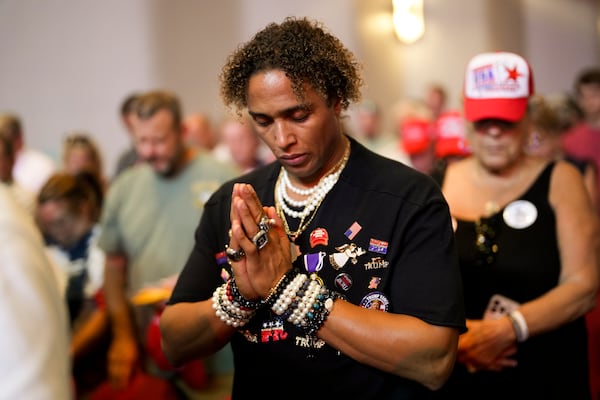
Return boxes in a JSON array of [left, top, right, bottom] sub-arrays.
[[160, 17, 465, 399]]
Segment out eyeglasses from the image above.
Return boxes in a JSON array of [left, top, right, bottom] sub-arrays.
[[474, 214, 500, 266]]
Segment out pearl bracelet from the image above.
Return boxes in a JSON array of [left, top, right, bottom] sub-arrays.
[[272, 272, 307, 316], [288, 278, 322, 326], [263, 269, 297, 307], [212, 283, 255, 327]]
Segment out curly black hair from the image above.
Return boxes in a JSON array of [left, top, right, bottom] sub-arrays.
[[220, 17, 363, 113]]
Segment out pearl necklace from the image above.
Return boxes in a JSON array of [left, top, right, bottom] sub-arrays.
[[278, 170, 341, 218], [275, 139, 350, 240]]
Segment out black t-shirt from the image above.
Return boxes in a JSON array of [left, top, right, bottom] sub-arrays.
[[170, 137, 465, 399]]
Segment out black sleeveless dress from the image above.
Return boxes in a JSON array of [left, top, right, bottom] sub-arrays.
[[437, 161, 590, 399]]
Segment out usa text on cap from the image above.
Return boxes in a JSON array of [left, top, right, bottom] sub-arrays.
[[463, 51, 534, 122]]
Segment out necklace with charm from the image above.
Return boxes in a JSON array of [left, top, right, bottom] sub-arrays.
[[275, 139, 350, 241]]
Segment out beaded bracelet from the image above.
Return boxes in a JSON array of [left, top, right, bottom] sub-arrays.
[[271, 272, 308, 316], [263, 270, 343, 336], [304, 290, 342, 336], [262, 269, 298, 307], [288, 278, 322, 327], [212, 283, 255, 327], [212, 284, 247, 326], [229, 278, 262, 309]]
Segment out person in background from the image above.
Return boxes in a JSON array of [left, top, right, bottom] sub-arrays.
[[113, 92, 141, 179], [399, 116, 436, 175], [527, 94, 598, 210], [430, 110, 472, 185], [562, 67, 600, 216], [0, 132, 36, 213], [424, 83, 448, 122], [392, 97, 435, 173], [183, 112, 219, 152], [160, 17, 465, 399], [352, 99, 412, 165], [560, 67, 600, 400], [62, 132, 108, 208], [527, 92, 600, 399], [438, 51, 599, 399], [36, 172, 108, 398], [97, 90, 240, 397], [0, 183, 72, 399], [0, 112, 56, 194], [214, 116, 265, 173]]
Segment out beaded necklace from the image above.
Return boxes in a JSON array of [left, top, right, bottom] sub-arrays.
[[275, 139, 350, 241]]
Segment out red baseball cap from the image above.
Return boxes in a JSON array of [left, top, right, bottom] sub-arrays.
[[400, 118, 432, 155], [463, 52, 534, 122], [434, 110, 471, 158]]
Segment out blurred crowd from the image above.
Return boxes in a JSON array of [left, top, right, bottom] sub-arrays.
[[1, 59, 599, 399]]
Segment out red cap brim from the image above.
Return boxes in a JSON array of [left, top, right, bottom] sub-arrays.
[[464, 97, 528, 122]]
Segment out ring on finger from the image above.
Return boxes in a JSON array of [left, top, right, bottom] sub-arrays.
[[225, 245, 246, 262], [257, 215, 275, 232], [252, 215, 274, 250], [252, 228, 269, 250]]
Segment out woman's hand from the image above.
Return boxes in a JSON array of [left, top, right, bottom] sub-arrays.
[[457, 318, 518, 372]]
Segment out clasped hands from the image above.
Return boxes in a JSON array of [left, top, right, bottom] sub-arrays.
[[458, 318, 519, 373], [227, 183, 292, 302]]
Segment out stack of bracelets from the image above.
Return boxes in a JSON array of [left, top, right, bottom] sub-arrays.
[[212, 268, 342, 336]]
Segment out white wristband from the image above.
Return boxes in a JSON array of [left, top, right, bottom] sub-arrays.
[[508, 310, 529, 342]]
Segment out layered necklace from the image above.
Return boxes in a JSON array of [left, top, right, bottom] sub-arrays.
[[275, 139, 350, 241]]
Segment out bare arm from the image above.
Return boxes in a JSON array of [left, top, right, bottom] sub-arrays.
[[518, 161, 599, 335], [319, 300, 459, 390], [104, 253, 139, 388], [583, 162, 599, 214], [161, 292, 458, 390], [160, 300, 235, 365], [70, 307, 109, 359]]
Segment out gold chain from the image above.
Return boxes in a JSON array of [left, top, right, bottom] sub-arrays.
[[275, 138, 351, 241], [275, 177, 322, 241]]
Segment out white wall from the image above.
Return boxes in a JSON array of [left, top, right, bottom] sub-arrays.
[[0, 0, 598, 178], [0, 1, 156, 172], [524, 0, 600, 94]]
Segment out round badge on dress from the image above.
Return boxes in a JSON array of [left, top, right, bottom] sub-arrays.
[[334, 273, 353, 291], [503, 200, 537, 229], [360, 291, 390, 311]]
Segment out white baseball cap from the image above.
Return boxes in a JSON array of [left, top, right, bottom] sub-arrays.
[[463, 51, 534, 122]]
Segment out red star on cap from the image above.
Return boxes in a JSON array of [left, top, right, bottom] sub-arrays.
[[505, 65, 523, 81]]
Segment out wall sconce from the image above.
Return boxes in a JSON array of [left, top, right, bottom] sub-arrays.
[[392, 0, 425, 44]]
